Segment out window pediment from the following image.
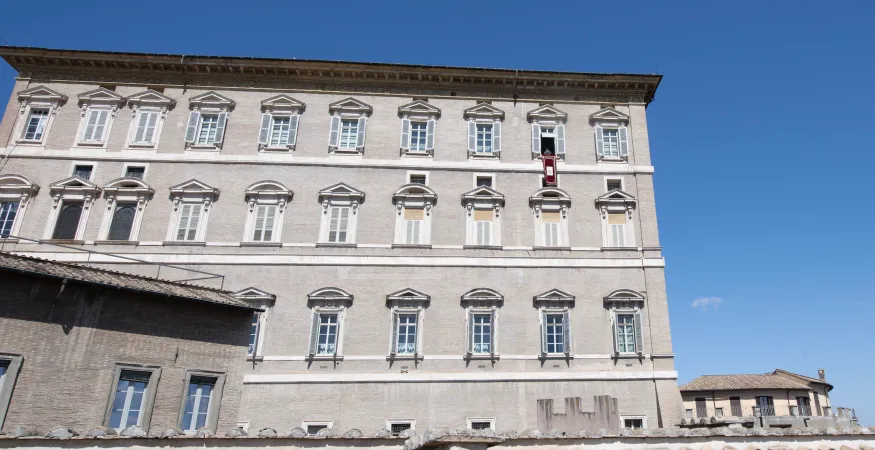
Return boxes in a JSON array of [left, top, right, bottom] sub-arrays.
[[127, 89, 176, 110], [533, 289, 575, 308], [0, 174, 39, 199], [461, 288, 504, 307], [318, 182, 365, 204], [393, 184, 437, 207], [77, 88, 126, 107], [461, 186, 505, 206], [328, 97, 373, 116], [398, 100, 441, 119], [308, 287, 353, 308], [188, 91, 235, 111], [103, 177, 155, 197], [595, 189, 637, 210], [49, 177, 101, 203], [18, 85, 67, 105], [530, 187, 571, 216], [233, 287, 276, 307], [604, 289, 645, 308], [590, 107, 629, 125], [245, 181, 293, 198], [169, 179, 220, 197], [386, 288, 430, 308], [463, 102, 505, 121], [527, 105, 568, 123], [261, 94, 305, 113]]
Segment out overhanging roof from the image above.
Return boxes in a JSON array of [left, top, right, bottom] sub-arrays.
[[0, 46, 662, 105], [680, 374, 811, 392]]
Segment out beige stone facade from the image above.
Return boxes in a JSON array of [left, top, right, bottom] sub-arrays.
[[0, 47, 680, 433]]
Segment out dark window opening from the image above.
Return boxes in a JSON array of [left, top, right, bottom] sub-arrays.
[[695, 397, 707, 418], [623, 418, 643, 429], [306, 425, 327, 436], [540, 135, 556, 156], [476, 176, 493, 188], [52, 203, 83, 239], [607, 180, 622, 191], [470, 421, 492, 430], [147, 86, 164, 93], [390, 422, 412, 436], [409, 175, 426, 185], [108, 204, 137, 241], [125, 167, 145, 179], [73, 165, 93, 180], [730, 396, 742, 416]]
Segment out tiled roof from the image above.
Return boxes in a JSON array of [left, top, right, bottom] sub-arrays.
[[679, 374, 810, 392], [771, 369, 833, 391], [0, 252, 257, 310]]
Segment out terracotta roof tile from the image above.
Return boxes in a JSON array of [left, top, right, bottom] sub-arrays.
[[679, 374, 810, 392]]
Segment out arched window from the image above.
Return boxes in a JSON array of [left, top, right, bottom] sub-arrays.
[[44, 177, 100, 241], [99, 177, 154, 242], [53, 204, 83, 239]]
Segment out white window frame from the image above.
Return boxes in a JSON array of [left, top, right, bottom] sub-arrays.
[[20, 107, 51, 142], [0, 354, 23, 430], [184, 91, 234, 150], [406, 170, 430, 185], [462, 187, 504, 248], [97, 178, 154, 242], [530, 187, 571, 248], [604, 289, 646, 357], [620, 415, 647, 430], [75, 88, 125, 148], [612, 309, 642, 355], [596, 190, 637, 249], [591, 107, 631, 162], [165, 180, 219, 243], [464, 102, 504, 159], [121, 163, 149, 179], [472, 173, 496, 189], [233, 288, 276, 359], [392, 184, 437, 246], [242, 181, 293, 244], [604, 177, 624, 192], [386, 289, 430, 360], [328, 97, 372, 155], [126, 108, 163, 148], [177, 370, 226, 434], [317, 183, 365, 245], [302, 421, 333, 436], [43, 177, 101, 241], [534, 289, 575, 358], [306, 288, 353, 360], [461, 288, 503, 359], [103, 365, 161, 433], [0, 175, 39, 240], [258, 94, 305, 151], [386, 419, 416, 436], [528, 105, 568, 160], [124, 89, 175, 149], [13, 85, 66, 146], [466, 417, 496, 431], [540, 309, 570, 356], [398, 100, 440, 157], [70, 160, 97, 181]]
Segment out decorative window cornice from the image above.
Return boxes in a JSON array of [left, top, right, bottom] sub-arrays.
[[590, 106, 629, 125], [102, 177, 155, 202], [188, 91, 235, 111], [533, 289, 575, 308], [0, 174, 39, 201], [49, 176, 101, 202], [77, 87, 125, 114], [460, 288, 504, 307], [328, 97, 372, 116], [245, 180, 293, 212], [398, 100, 440, 119], [307, 287, 353, 308], [318, 182, 365, 209], [261, 94, 305, 113], [604, 289, 645, 309], [127, 89, 176, 112], [386, 288, 430, 308], [527, 104, 568, 123], [17, 85, 67, 105], [595, 189, 637, 215], [169, 179, 219, 210], [530, 187, 571, 218], [461, 186, 505, 215], [463, 102, 505, 121], [393, 184, 437, 215], [233, 286, 276, 308]]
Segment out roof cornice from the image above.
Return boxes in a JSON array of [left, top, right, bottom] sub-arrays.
[[0, 47, 662, 105]]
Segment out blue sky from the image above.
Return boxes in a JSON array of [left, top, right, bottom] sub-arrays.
[[1, 0, 873, 422]]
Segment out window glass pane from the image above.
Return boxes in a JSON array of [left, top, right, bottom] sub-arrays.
[[328, 207, 350, 243], [197, 115, 219, 145], [544, 313, 564, 353], [125, 167, 145, 179], [396, 313, 417, 354], [339, 119, 359, 149], [475, 176, 493, 188], [616, 314, 636, 353], [472, 313, 492, 353], [409, 175, 426, 185], [23, 108, 49, 140], [248, 312, 260, 355], [177, 204, 202, 241], [108, 204, 136, 241], [182, 376, 216, 431], [253, 204, 277, 242], [470, 421, 492, 430], [269, 116, 291, 147], [409, 121, 428, 151], [73, 165, 93, 180], [475, 124, 493, 154], [390, 423, 411, 436], [0, 201, 20, 236], [317, 313, 338, 354], [602, 129, 620, 157], [52, 203, 83, 239], [109, 370, 150, 430]]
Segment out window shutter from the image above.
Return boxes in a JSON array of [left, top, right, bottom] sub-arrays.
[[53, 204, 83, 239], [108, 205, 136, 241], [400, 118, 410, 150], [562, 310, 571, 354], [405, 219, 414, 244], [466, 310, 474, 354], [467, 121, 475, 153], [531, 123, 541, 155], [143, 111, 159, 143], [619, 126, 629, 157], [489, 311, 496, 353], [556, 124, 566, 155], [493, 121, 501, 153], [595, 126, 604, 157], [390, 311, 399, 355], [611, 312, 619, 354], [94, 110, 109, 141], [413, 312, 420, 356], [333, 313, 342, 356], [308, 312, 320, 355], [134, 112, 149, 143], [83, 110, 98, 140], [288, 115, 300, 145], [328, 115, 340, 147], [539, 313, 547, 355], [633, 311, 643, 353], [258, 114, 271, 145], [184, 111, 200, 143], [425, 119, 436, 151], [356, 117, 367, 149], [214, 112, 228, 144]]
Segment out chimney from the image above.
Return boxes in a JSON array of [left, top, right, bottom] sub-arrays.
[[818, 368, 826, 381]]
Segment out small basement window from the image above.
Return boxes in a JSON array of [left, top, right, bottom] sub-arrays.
[[409, 174, 426, 185], [470, 420, 494, 430], [622, 417, 644, 430], [125, 166, 146, 179], [389, 421, 413, 436], [476, 176, 493, 188], [305, 423, 329, 436]]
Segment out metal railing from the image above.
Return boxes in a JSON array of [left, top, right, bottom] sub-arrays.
[[685, 405, 858, 424]]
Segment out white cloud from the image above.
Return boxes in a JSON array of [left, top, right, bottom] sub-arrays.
[[691, 297, 724, 311]]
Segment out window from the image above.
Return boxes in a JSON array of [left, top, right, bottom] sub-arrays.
[[469, 420, 494, 431], [535, 289, 575, 357], [474, 210, 493, 245], [249, 312, 261, 356], [125, 167, 146, 179], [621, 416, 645, 430], [601, 129, 620, 158], [409, 121, 428, 151], [313, 312, 339, 355], [108, 370, 151, 431], [464, 102, 504, 158], [258, 94, 304, 151], [15, 85, 66, 144], [328, 207, 350, 243], [614, 312, 641, 353], [303, 422, 332, 436], [528, 105, 568, 159], [98, 177, 154, 242], [393, 184, 436, 246], [388, 421, 414, 436], [53, 202, 84, 239], [73, 164, 94, 181], [606, 179, 623, 192], [76, 88, 124, 146], [0, 355, 23, 430], [398, 100, 439, 155], [475, 176, 493, 188], [0, 175, 38, 240], [233, 287, 276, 359], [197, 114, 220, 145], [318, 183, 364, 245], [166, 180, 219, 243], [469, 312, 494, 354], [685, 409, 693, 419], [715, 407, 724, 419], [797, 396, 812, 416], [756, 396, 775, 416], [181, 376, 215, 432], [81, 109, 111, 142], [176, 203, 203, 241], [306, 288, 352, 359], [541, 212, 561, 247], [591, 107, 631, 161], [0, 202, 19, 237], [125, 89, 175, 148], [730, 396, 742, 416], [131, 110, 160, 145], [461, 289, 503, 358], [108, 204, 137, 240], [409, 174, 427, 185], [252, 205, 277, 242], [328, 97, 372, 154], [242, 181, 292, 244], [604, 289, 646, 355], [462, 186, 505, 247], [393, 313, 418, 354], [596, 190, 637, 248], [184, 91, 234, 149], [386, 289, 429, 358], [44, 177, 100, 241], [22, 108, 49, 141], [403, 209, 424, 244], [608, 213, 627, 247], [542, 312, 568, 354], [475, 123, 493, 154], [695, 398, 707, 418]]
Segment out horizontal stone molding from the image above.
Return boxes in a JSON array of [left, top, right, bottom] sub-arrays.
[[243, 370, 679, 384], [260, 353, 672, 361]]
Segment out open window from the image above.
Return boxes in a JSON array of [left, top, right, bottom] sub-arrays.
[[125, 89, 175, 148], [591, 107, 631, 161], [97, 177, 154, 242], [528, 105, 568, 160], [461, 288, 503, 360], [317, 183, 365, 245], [392, 184, 437, 247], [258, 94, 305, 151], [165, 179, 219, 243], [184, 92, 235, 150], [242, 181, 294, 245], [43, 177, 101, 242], [595, 189, 637, 248], [386, 289, 430, 361], [233, 287, 277, 359], [529, 187, 572, 248], [604, 289, 646, 357], [0, 175, 39, 240], [307, 288, 353, 360], [177, 370, 226, 434], [398, 100, 440, 156], [464, 103, 505, 159], [327, 97, 372, 154], [461, 186, 505, 248], [75, 88, 125, 148], [533, 289, 575, 359], [13, 85, 67, 145]]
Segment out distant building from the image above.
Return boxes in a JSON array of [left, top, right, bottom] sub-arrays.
[[679, 369, 857, 428]]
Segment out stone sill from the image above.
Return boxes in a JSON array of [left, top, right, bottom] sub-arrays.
[[306, 355, 344, 362], [41, 239, 85, 245], [94, 240, 139, 245], [240, 242, 283, 247], [462, 245, 503, 250], [386, 355, 423, 361], [538, 354, 573, 361], [532, 246, 571, 251], [162, 241, 207, 246], [391, 244, 433, 249], [464, 354, 500, 362], [315, 243, 357, 248]]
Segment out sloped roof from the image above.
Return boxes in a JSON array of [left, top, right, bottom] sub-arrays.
[[0, 252, 257, 310], [771, 369, 833, 391], [680, 374, 810, 392]]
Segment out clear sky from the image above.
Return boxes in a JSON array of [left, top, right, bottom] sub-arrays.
[[1, 0, 873, 423]]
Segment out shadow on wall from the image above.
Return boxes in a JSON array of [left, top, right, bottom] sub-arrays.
[[537, 396, 620, 432]]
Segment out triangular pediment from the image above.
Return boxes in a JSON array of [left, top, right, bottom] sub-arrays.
[[77, 88, 125, 105], [598, 189, 637, 201], [318, 182, 365, 202], [18, 85, 67, 104], [51, 176, 98, 189], [387, 288, 430, 301], [590, 107, 629, 123], [189, 91, 235, 109], [261, 94, 306, 111], [169, 179, 219, 195], [127, 89, 176, 107], [534, 289, 575, 302], [398, 100, 441, 118], [232, 286, 276, 300], [462, 186, 504, 198], [463, 102, 505, 120], [527, 104, 568, 123], [328, 97, 373, 115]]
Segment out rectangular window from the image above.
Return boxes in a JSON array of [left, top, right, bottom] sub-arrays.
[[73, 164, 94, 180], [797, 396, 812, 416], [248, 312, 261, 356], [695, 398, 707, 418], [615, 313, 636, 353], [52, 202, 83, 240], [22, 108, 49, 141], [539, 126, 556, 155], [132, 110, 160, 144], [475, 124, 493, 154], [0, 201, 19, 237], [730, 396, 742, 416], [541, 212, 560, 247], [715, 407, 724, 418], [125, 167, 145, 179], [339, 119, 359, 149], [608, 213, 627, 247], [81, 108, 110, 142], [403, 208, 424, 245], [470, 312, 493, 354], [622, 417, 644, 430], [409, 174, 427, 185], [108, 203, 137, 241], [305, 423, 329, 436], [409, 121, 428, 151], [196, 114, 219, 145], [475, 176, 493, 188], [394, 313, 418, 354], [469, 420, 494, 431], [602, 128, 620, 157], [181, 376, 215, 432], [756, 396, 775, 416], [269, 116, 291, 147], [316, 313, 338, 355], [543, 313, 565, 354], [176, 203, 203, 241], [389, 421, 413, 436], [108, 370, 150, 430], [606, 179, 622, 192], [252, 204, 277, 242], [473, 209, 493, 246], [328, 206, 350, 243]]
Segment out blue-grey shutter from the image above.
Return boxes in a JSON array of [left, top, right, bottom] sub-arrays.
[[83, 110, 99, 140], [328, 115, 340, 148], [562, 310, 571, 354], [611, 312, 619, 354], [413, 312, 420, 356], [108, 204, 136, 241], [466, 310, 474, 354], [390, 311, 399, 355], [52, 204, 82, 239], [467, 121, 475, 153], [134, 111, 149, 142], [425, 119, 436, 151], [619, 126, 629, 157], [489, 311, 496, 354], [595, 126, 604, 157], [531, 123, 541, 156], [184, 111, 200, 143], [258, 114, 271, 145], [214, 112, 228, 144], [634, 311, 643, 353], [493, 121, 501, 153], [540, 312, 547, 355], [308, 312, 319, 355], [143, 111, 159, 142], [400, 118, 410, 150], [288, 115, 300, 145], [556, 124, 566, 155], [356, 117, 367, 149]]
